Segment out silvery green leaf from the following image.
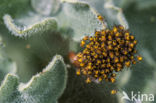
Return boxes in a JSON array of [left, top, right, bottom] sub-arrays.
[[3, 14, 57, 37], [57, 0, 103, 41], [31, 0, 61, 16], [0, 55, 67, 103], [75, 0, 129, 28], [0, 74, 19, 102], [103, 0, 128, 28]]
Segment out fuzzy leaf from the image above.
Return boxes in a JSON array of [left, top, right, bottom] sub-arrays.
[[0, 55, 67, 103], [57, 0, 129, 41], [1, 15, 69, 82], [31, 0, 61, 16], [103, 0, 128, 28], [83, 0, 129, 28], [0, 74, 19, 102], [69, 0, 129, 28], [57, 0, 103, 41], [3, 14, 57, 37]]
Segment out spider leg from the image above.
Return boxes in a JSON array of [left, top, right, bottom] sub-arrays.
[[97, 15, 107, 29]]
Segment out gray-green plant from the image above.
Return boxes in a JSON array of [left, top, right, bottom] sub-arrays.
[[0, 0, 156, 103]]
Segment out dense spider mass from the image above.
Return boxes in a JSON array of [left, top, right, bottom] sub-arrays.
[[74, 25, 142, 83]]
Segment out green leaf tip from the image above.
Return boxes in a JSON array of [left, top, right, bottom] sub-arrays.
[[0, 74, 19, 102], [0, 74, 19, 90], [19, 55, 67, 92], [3, 14, 57, 37], [0, 55, 67, 103]]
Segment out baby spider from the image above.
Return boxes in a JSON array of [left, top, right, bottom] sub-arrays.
[[69, 14, 142, 83]]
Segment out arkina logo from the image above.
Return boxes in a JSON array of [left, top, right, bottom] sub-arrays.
[[122, 91, 155, 102]]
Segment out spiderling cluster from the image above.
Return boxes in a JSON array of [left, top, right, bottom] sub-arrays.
[[72, 25, 142, 83]]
